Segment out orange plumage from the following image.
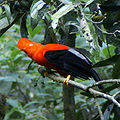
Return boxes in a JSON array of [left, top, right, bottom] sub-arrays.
[[17, 38, 70, 75]]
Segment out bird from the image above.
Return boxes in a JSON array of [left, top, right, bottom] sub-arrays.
[[17, 38, 102, 89]]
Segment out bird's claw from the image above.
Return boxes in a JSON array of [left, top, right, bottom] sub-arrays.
[[43, 71, 48, 77], [63, 75, 71, 86]]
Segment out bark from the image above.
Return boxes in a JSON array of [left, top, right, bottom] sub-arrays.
[[62, 25, 76, 120]]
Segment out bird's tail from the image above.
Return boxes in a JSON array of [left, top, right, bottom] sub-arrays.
[[91, 69, 103, 89]]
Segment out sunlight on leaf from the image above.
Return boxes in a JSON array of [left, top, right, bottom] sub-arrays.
[[30, 0, 46, 19], [0, 17, 9, 30], [51, 4, 74, 29], [3, 4, 11, 23], [84, 0, 94, 8]]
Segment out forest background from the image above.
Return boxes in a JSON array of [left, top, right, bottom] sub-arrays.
[[0, 0, 120, 120]]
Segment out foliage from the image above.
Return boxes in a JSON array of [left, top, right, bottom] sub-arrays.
[[0, 0, 120, 120]]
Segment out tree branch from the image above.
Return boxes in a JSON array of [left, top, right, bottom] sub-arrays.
[[94, 98, 104, 120], [43, 16, 57, 44], [87, 79, 120, 88], [38, 67, 120, 108]]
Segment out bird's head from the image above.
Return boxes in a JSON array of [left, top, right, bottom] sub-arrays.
[[17, 38, 40, 57], [17, 38, 33, 50]]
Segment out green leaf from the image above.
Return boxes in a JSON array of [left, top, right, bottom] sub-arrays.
[[59, 0, 83, 4], [103, 104, 114, 120], [29, 25, 41, 37], [59, 0, 72, 4], [30, 0, 46, 19], [0, 17, 9, 30], [0, 81, 12, 95], [93, 55, 120, 67], [24, 101, 40, 108], [7, 98, 20, 108], [30, 17, 39, 30], [3, 4, 11, 23], [84, 0, 94, 8], [0, 76, 17, 82], [14, 55, 23, 64], [0, 7, 2, 15], [0, 72, 23, 82], [11, 49, 20, 58], [51, 4, 74, 29], [112, 57, 120, 78], [102, 46, 116, 58]]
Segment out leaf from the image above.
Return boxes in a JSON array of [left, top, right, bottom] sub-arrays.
[[0, 81, 12, 95], [7, 99, 20, 108], [11, 49, 20, 58], [29, 19, 42, 33], [102, 45, 116, 58], [0, 72, 23, 82], [59, 0, 72, 4], [51, 4, 74, 29], [0, 7, 2, 15], [30, 0, 46, 19], [3, 4, 11, 23], [14, 55, 23, 64], [0, 76, 17, 82], [30, 17, 40, 30], [103, 104, 114, 120], [59, 0, 83, 4], [93, 55, 120, 67], [84, 0, 94, 8], [112, 57, 120, 78], [24, 101, 40, 108], [0, 17, 9, 30]]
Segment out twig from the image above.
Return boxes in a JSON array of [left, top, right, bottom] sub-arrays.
[[94, 24, 120, 36], [38, 67, 120, 108], [94, 98, 104, 120], [84, 14, 105, 24], [113, 91, 120, 98], [88, 79, 120, 88]]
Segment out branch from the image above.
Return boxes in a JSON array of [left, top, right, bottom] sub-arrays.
[[38, 68, 120, 108], [94, 98, 104, 120], [88, 79, 120, 88], [43, 16, 57, 44]]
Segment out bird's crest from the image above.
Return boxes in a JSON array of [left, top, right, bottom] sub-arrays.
[[17, 38, 33, 50]]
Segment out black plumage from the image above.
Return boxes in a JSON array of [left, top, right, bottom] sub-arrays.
[[44, 48, 102, 89]]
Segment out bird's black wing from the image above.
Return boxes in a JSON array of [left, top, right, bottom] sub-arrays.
[[44, 48, 98, 80]]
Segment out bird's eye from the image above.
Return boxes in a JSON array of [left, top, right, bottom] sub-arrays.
[[29, 44, 33, 46]]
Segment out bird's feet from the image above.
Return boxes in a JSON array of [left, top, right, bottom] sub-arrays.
[[43, 71, 49, 77], [63, 75, 71, 86], [43, 70, 55, 77]]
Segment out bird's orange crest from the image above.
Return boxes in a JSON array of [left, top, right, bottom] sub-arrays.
[[17, 38, 33, 50]]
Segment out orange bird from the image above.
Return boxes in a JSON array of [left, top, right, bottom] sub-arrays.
[[17, 38, 102, 88]]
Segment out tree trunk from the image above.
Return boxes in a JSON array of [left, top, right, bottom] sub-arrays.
[[62, 25, 76, 120], [63, 84, 75, 120]]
